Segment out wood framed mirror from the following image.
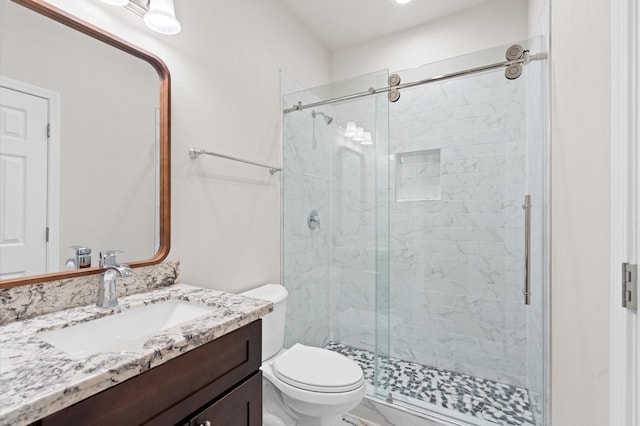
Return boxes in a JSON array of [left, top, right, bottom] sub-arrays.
[[0, 0, 170, 288]]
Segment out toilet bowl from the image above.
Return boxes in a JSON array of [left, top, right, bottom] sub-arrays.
[[241, 284, 365, 426]]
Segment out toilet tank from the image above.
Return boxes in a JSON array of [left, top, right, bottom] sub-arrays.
[[241, 284, 288, 362]]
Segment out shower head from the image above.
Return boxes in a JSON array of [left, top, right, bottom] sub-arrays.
[[311, 110, 333, 125]]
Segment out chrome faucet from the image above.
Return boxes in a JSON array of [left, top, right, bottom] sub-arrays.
[[65, 246, 92, 269], [97, 250, 133, 308]]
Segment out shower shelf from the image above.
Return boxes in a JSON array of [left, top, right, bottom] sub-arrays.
[[188, 147, 282, 174]]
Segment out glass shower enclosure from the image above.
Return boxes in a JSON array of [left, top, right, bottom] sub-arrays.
[[281, 39, 547, 426]]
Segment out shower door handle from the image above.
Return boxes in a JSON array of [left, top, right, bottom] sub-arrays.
[[522, 194, 531, 305]]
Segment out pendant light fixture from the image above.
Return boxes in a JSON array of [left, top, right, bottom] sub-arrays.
[[98, 0, 181, 35], [144, 0, 181, 35]]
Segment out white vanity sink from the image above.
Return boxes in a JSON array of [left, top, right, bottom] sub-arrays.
[[39, 299, 217, 359]]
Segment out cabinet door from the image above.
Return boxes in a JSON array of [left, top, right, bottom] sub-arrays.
[[189, 373, 262, 426], [38, 320, 261, 426]]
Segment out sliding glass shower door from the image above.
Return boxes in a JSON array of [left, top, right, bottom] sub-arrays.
[[281, 70, 391, 397], [380, 40, 546, 426], [281, 38, 547, 426]]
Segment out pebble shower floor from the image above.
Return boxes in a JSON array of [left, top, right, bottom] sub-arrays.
[[325, 342, 535, 426]]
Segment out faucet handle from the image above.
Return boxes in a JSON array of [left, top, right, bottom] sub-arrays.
[[67, 245, 91, 269], [99, 250, 124, 268], [70, 245, 91, 255]]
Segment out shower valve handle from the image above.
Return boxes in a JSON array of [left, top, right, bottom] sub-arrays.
[[308, 210, 320, 230]]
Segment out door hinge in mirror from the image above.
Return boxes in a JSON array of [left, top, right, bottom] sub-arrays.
[[622, 263, 637, 309], [47, 123, 50, 138]]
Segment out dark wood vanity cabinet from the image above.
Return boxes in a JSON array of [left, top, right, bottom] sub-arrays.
[[35, 320, 262, 426], [184, 373, 261, 426]]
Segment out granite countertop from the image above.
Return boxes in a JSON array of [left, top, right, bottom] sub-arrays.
[[0, 283, 272, 426]]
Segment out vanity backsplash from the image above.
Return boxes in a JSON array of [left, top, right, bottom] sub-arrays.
[[0, 262, 180, 325]]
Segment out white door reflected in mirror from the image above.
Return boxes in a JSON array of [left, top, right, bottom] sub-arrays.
[[0, 86, 49, 280]]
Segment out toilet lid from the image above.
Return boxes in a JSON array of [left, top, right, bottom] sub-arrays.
[[273, 344, 364, 393]]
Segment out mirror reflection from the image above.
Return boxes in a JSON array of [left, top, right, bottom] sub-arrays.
[[0, 0, 160, 280]]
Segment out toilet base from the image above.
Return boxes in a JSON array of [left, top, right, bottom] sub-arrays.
[[263, 378, 347, 426], [263, 378, 298, 426], [282, 393, 360, 426], [294, 413, 343, 426]]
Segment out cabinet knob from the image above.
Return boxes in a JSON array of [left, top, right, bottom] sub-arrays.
[[199, 421, 211, 426]]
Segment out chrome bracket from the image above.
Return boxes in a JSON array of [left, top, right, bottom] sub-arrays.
[[388, 74, 402, 102], [504, 44, 528, 80], [622, 263, 637, 309], [125, 0, 150, 17], [188, 148, 204, 159], [388, 89, 401, 103]]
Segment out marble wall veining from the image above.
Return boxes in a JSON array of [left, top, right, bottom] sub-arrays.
[[386, 67, 529, 387], [0, 262, 179, 325]]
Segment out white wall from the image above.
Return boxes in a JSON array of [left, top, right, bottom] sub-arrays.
[[550, 0, 611, 423], [528, 0, 547, 37], [330, 0, 528, 81], [43, 0, 331, 293]]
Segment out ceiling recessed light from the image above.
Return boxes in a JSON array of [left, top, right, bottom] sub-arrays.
[[390, 0, 416, 7]]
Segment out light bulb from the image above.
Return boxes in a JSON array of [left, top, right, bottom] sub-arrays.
[[100, 0, 129, 6], [353, 127, 365, 142], [144, 0, 181, 35], [361, 132, 373, 145], [344, 122, 357, 137]]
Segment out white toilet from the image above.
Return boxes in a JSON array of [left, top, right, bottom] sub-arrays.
[[242, 284, 365, 426]]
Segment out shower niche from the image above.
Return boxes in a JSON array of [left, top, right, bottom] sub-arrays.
[[395, 149, 442, 202]]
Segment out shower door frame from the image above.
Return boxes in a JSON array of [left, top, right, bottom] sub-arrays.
[[281, 41, 551, 424]]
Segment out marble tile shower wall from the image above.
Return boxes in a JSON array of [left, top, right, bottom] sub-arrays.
[[387, 71, 528, 387], [283, 67, 538, 393], [282, 104, 332, 349]]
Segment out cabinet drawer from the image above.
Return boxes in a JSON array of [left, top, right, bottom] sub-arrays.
[[38, 320, 261, 426], [188, 372, 262, 426]]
